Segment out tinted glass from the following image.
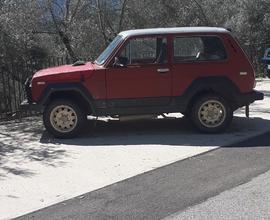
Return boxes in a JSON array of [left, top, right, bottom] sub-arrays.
[[119, 37, 167, 65], [174, 36, 227, 62]]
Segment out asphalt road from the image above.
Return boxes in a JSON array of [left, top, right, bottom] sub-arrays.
[[16, 132, 270, 220], [166, 167, 270, 220]]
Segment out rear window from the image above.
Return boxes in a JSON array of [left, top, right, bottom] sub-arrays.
[[173, 36, 227, 62]]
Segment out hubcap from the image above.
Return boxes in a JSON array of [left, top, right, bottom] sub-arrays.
[[50, 105, 78, 133], [198, 100, 226, 128]]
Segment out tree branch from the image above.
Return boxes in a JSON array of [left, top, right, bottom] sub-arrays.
[[118, 0, 127, 33], [96, 0, 109, 45], [69, 0, 82, 24], [192, 0, 211, 26], [47, 0, 77, 61]]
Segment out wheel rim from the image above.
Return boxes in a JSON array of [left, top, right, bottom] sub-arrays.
[[198, 100, 226, 128], [50, 105, 78, 133]]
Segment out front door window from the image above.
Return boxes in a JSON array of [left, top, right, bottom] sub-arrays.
[[119, 37, 167, 65]]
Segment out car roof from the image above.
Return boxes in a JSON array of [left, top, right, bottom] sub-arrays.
[[119, 27, 230, 38]]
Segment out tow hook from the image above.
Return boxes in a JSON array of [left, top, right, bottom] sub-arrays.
[[245, 105, 249, 118]]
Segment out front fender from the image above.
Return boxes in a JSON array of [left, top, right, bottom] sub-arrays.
[[38, 83, 95, 112]]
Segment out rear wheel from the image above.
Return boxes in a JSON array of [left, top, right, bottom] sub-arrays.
[[191, 94, 233, 133], [43, 99, 86, 138]]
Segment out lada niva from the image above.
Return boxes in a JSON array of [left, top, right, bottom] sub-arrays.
[[22, 27, 264, 138]]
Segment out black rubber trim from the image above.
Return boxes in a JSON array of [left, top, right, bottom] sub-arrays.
[[35, 77, 262, 117], [94, 76, 261, 116], [20, 100, 43, 112], [181, 76, 240, 101], [106, 97, 171, 108], [233, 90, 264, 107], [38, 83, 95, 114]]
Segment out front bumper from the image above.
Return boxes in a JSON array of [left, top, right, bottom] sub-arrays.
[[21, 77, 43, 112], [234, 90, 264, 107], [20, 100, 43, 112]]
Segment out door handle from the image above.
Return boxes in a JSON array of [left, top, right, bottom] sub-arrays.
[[157, 68, 170, 73]]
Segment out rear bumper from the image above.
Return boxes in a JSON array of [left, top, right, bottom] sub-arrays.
[[20, 100, 43, 112], [234, 90, 264, 107]]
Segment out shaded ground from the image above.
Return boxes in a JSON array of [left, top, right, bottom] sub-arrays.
[[0, 118, 68, 180], [1, 114, 270, 180]]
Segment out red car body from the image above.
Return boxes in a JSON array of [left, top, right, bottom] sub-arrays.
[[31, 29, 255, 103], [23, 27, 264, 137]]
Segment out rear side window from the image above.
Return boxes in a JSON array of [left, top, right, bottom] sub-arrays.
[[173, 36, 227, 62]]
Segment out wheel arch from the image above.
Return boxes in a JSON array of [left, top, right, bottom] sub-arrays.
[[183, 76, 239, 113], [38, 83, 95, 115]]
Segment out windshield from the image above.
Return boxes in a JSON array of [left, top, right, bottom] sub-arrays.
[[95, 35, 123, 65]]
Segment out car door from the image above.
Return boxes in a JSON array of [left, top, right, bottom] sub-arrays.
[[106, 36, 172, 108]]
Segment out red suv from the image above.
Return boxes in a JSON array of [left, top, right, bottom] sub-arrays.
[[22, 27, 264, 138]]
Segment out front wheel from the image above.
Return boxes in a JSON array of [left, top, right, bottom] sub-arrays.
[[43, 99, 86, 138], [191, 94, 233, 133]]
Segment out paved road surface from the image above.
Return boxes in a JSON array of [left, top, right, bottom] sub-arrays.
[[17, 132, 270, 220]]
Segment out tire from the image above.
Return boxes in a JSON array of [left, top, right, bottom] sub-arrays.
[[43, 99, 86, 138], [191, 94, 233, 133]]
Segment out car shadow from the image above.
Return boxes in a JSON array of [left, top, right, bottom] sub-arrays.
[[1, 115, 270, 180], [40, 116, 270, 147], [225, 131, 270, 148]]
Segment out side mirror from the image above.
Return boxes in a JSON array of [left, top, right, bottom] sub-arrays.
[[113, 57, 128, 68]]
